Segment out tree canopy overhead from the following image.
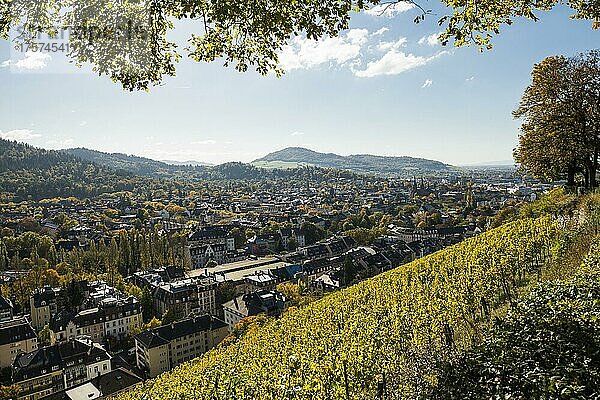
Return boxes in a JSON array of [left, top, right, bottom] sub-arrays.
[[514, 50, 600, 188], [1, 0, 599, 90]]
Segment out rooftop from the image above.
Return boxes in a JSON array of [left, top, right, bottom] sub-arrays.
[[185, 256, 279, 278], [0, 316, 36, 346], [135, 315, 227, 349]]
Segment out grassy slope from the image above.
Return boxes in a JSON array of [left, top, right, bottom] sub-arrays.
[[432, 237, 600, 399], [119, 217, 560, 400]]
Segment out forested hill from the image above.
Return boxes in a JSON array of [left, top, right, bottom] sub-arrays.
[[0, 139, 180, 201], [63, 148, 209, 178], [66, 146, 454, 179], [0, 140, 360, 200], [62, 147, 365, 182], [253, 147, 453, 176], [63, 145, 376, 183]]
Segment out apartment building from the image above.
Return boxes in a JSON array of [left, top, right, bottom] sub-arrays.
[[154, 276, 218, 320], [30, 287, 60, 331], [45, 367, 143, 400], [0, 295, 14, 321], [187, 226, 237, 269], [12, 338, 111, 400], [222, 290, 288, 331], [100, 297, 143, 340], [0, 317, 38, 368], [49, 297, 142, 344], [134, 315, 228, 378]]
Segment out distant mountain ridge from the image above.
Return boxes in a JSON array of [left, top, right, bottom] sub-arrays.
[[63, 148, 203, 178], [0, 140, 362, 200], [64, 146, 454, 179], [62, 148, 277, 180], [60, 146, 361, 182], [0, 140, 482, 201], [253, 147, 453, 176]]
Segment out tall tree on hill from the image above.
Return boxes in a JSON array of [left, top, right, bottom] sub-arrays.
[[514, 50, 600, 188], [0, 239, 8, 271], [2, 0, 598, 91], [61, 279, 84, 312]]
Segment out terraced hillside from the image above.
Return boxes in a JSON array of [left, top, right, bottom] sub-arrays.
[[118, 216, 561, 399]]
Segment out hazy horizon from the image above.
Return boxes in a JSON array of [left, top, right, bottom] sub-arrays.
[[4, 140, 517, 168]]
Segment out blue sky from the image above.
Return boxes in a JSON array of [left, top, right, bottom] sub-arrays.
[[0, 3, 599, 165]]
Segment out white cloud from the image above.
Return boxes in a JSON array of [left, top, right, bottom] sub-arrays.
[[466, 76, 475, 81], [279, 29, 369, 70], [280, 27, 450, 78], [2, 51, 52, 70], [377, 37, 408, 51], [418, 33, 441, 47], [371, 27, 389, 36], [291, 131, 305, 136], [421, 79, 433, 88], [79, 121, 87, 127], [0, 129, 42, 141], [346, 29, 370, 45], [365, 2, 415, 17], [354, 50, 447, 78]]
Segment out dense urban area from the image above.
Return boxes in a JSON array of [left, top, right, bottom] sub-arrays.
[[0, 137, 551, 400]]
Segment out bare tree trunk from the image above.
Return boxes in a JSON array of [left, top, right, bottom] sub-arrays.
[[593, 146, 599, 188], [584, 162, 590, 188], [594, 129, 600, 188], [567, 165, 576, 187]]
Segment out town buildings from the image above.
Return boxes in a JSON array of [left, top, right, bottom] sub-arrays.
[[42, 367, 143, 400], [131, 269, 219, 320], [12, 338, 111, 400], [30, 287, 61, 331], [222, 290, 288, 330], [0, 167, 552, 399], [0, 295, 14, 321], [134, 315, 228, 378], [0, 317, 38, 369], [47, 283, 143, 345]]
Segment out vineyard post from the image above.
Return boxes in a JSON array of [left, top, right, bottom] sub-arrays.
[[343, 360, 350, 400], [212, 374, 220, 400], [377, 372, 387, 399]]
